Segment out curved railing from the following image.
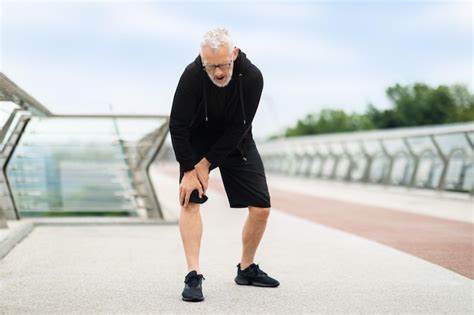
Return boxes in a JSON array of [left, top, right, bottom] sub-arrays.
[[258, 123, 474, 194], [0, 73, 170, 226]]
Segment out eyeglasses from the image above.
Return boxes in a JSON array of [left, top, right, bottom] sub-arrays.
[[202, 60, 233, 72]]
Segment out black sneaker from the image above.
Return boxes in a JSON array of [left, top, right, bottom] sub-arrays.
[[234, 263, 280, 287], [181, 270, 205, 302]]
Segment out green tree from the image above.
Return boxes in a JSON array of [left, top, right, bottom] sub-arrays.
[[365, 103, 400, 129], [379, 82, 473, 128], [447, 84, 474, 122], [284, 109, 375, 137], [279, 82, 473, 138]]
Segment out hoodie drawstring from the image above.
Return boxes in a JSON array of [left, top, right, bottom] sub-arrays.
[[202, 72, 208, 122], [238, 73, 247, 125], [202, 71, 247, 125]]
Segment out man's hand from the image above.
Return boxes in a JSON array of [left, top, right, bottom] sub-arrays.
[[179, 169, 203, 208], [195, 157, 211, 194]]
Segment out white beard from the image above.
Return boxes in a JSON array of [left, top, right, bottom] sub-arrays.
[[207, 68, 233, 88]]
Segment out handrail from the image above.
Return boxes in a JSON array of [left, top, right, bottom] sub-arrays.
[[0, 73, 52, 116]]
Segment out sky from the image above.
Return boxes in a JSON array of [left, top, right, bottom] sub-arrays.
[[0, 0, 472, 139]]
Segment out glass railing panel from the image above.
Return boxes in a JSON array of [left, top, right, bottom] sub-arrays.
[[361, 139, 382, 156], [308, 156, 323, 177], [345, 142, 363, 155], [443, 150, 468, 191], [405, 136, 435, 155], [6, 116, 167, 217], [461, 165, 474, 192], [433, 133, 471, 157], [368, 153, 390, 183], [334, 155, 351, 179], [413, 150, 443, 189], [316, 143, 330, 156], [390, 152, 414, 186], [328, 142, 344, 155], [298, 156, 310, 176], [349, 153, 367, 181], [321, 155, 336, 178], [466, 132, 474, 146], [382, 138, 407, 155]]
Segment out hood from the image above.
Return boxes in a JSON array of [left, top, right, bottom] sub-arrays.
[[193, 48, 250, 125]]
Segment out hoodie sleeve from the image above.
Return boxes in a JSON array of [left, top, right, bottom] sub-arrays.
[[204, 69, 264, 167], [169, 68, 200, 172]]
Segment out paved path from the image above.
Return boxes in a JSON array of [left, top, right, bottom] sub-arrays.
[[0, 162, 472, 313]]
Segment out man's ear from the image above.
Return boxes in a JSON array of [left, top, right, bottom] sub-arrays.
[[233, 47, 239, 60]]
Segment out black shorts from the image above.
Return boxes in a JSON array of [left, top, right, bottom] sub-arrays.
[[179, 142, 271, 208]]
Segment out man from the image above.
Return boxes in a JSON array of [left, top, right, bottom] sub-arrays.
[[169, 28, 280, 302]]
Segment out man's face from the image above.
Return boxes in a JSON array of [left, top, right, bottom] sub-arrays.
[[201, 45, 238, 88]]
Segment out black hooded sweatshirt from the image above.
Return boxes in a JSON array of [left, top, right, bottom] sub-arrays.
[[169, 48, 264, 172]]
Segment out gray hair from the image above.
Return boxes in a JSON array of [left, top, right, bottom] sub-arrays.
[[200, 28, 234, 55]]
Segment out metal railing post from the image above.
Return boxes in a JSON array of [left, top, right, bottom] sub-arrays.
[[341, 143, 354, 181], [1, 114, 31, 220], [429, 135, 449, 191], [359, 141, 372, 183], [403, 138, 419, 188], [379, 139, 394, 186]]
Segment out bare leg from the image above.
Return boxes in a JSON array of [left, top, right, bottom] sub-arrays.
[[179, 202, 202, 273], [240, 206, 271, 269]]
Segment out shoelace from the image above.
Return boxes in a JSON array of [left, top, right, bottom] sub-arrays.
[[185, 274, 205, 286], [248, 264, 268, 277]]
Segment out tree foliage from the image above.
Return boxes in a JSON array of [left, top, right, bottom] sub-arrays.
[[279, 83, 473, 138]]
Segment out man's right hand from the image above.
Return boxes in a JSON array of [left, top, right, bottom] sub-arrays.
[[179, 169, 204, 208], [195, 157, 211, 194]]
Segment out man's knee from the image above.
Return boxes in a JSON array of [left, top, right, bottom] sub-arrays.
[[249, 206, 271, 220], [181, 202, 200, 214]]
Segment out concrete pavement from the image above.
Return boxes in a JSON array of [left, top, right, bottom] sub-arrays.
[[0, 162, 472, 313]]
